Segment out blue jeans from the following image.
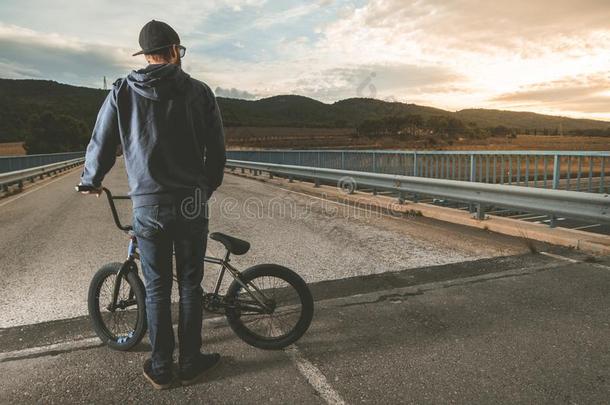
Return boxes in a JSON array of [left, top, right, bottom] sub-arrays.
[[133, 199, 208, 377]]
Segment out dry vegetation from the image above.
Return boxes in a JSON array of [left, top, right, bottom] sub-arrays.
[[226, 127, 609, 151], [2, 130, 606, 157], [439, 134, 610, 151], [0, 142, 25, 155]]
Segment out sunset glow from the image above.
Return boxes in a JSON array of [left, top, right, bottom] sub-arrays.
[[2, 0, 610, 120]]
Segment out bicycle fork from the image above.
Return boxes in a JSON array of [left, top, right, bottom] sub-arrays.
[[109, 236, 138, 312]]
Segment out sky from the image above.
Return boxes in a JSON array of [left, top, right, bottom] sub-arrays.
[[1, 0, 610, 120]]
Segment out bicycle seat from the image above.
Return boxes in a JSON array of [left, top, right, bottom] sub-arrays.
[[209, 232, 250, 255]]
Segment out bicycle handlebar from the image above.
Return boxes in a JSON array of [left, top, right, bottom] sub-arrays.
[[75, 185, 132, 232]]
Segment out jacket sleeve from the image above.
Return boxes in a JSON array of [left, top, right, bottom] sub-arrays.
[[80, 89, 120, 187], [202, 92, 226, 191]]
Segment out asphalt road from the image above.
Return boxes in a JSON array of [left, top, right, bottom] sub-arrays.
[[0, 252, 608, 404], [0, 159, 530, 328], [1, 160, 609, 403]]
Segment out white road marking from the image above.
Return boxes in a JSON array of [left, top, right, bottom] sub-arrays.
[[540, 251, 610, 270], [284, 344, 347, 405], [0, 167, 80, 208], [266, 321, 346, 405], [572, 223, 601, 230], [539, 252, 580, 263]]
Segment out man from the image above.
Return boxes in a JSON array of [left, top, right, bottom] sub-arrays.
[[79, 20, 226, 389]]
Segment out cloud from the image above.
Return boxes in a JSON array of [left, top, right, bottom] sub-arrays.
[[309, 0, 610, 115], [0, 23, 133, 87], [2, 0, 610, 119], [0, 0, 270, 44], [251, 3, 321, 29], [288, 63, 462, 101], [214, 86, 258, 100], [492, 73, 610, 113], [339, 0, 610, 51], [0, 60, 41, 79]]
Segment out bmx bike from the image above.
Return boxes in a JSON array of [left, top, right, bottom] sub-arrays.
[[76, 185, 314, 351]]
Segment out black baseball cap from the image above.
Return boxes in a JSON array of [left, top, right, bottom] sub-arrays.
[[133, 20, 180, 56]]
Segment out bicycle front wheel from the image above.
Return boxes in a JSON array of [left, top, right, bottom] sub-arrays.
[[225, 264, 314, 350], [87, 262, 147, 351]]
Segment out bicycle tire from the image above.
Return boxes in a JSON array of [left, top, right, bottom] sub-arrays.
[[88, 262, 147, 351], [225, 264, 314, 350]]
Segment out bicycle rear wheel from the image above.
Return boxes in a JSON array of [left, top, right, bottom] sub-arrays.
[[88, 262, 147, 351], [225, 264, 314, 350]]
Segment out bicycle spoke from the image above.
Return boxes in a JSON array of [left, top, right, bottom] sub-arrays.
[[233, 274, 303, 340], [98, 273, 138, 340]]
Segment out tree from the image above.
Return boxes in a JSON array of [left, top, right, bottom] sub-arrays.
[[24, 111, 90, 154], [446, 118, 465, 137], [490, 125, 510, 136]]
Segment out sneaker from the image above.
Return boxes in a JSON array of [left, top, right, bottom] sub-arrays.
[[179, 353, 221, 386], [142, 359, 174, 390]]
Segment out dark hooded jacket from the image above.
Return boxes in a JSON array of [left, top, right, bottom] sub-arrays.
[[81, 63, 226, 207]]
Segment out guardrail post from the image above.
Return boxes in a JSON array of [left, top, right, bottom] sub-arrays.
[[552, 155, 560, 190], [373, 152, 377, 173], [314, 178, 320, 187], [469, 154, 476, 213], [398, 191, 405, 204], [548, 155, 561, 227], [413, 152, 418, 176], [289, 176, 294, 183], [475, 203, 486, 220], [269, 172, 274, 179], [469, 154, 476, 182], [341, 152, 345, 170]]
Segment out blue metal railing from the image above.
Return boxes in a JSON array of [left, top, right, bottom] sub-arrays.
[[226, 150, 610, 193], [3, 149, 607, 193], [0, 152, 86, 173]]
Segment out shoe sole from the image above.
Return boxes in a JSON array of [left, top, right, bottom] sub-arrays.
[[180, 358, 221, 386], [142, 370, 173, 390]]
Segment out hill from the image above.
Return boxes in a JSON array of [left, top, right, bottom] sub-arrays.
[[0, 78, 608, 143], [455, 109, 608, 133]]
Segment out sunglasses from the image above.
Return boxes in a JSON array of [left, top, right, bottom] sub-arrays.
[[151, 44, 185, 58]]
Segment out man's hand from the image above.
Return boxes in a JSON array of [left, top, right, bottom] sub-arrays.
[[76, 183, 103, 197]]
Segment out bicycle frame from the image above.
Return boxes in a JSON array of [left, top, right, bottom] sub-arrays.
[[204, 251, 273, 312], [92, 187, 272, 314]]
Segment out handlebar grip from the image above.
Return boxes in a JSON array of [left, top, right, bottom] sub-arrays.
[[75, 184, 97, 192]]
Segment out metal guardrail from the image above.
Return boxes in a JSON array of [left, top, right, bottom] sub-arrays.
[[226, 159, 610, 225], [226, 150, 610, 193], [0, 158, 85, 191], [0, 152, 85, 174]]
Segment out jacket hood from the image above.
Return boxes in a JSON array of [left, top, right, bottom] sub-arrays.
[[126, 63, 189, 101]]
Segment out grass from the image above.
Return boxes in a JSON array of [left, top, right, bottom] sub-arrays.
[[226, 128, 610, 152], [0, 142, 25, 156]]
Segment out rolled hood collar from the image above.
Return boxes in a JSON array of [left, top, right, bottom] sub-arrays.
[[126, 63, 189, 101]]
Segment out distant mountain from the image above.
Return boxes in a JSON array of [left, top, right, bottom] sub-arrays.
[[0, 79, 107, 142], [455, 109, 608, 133], [0, 78, 608, 143]]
